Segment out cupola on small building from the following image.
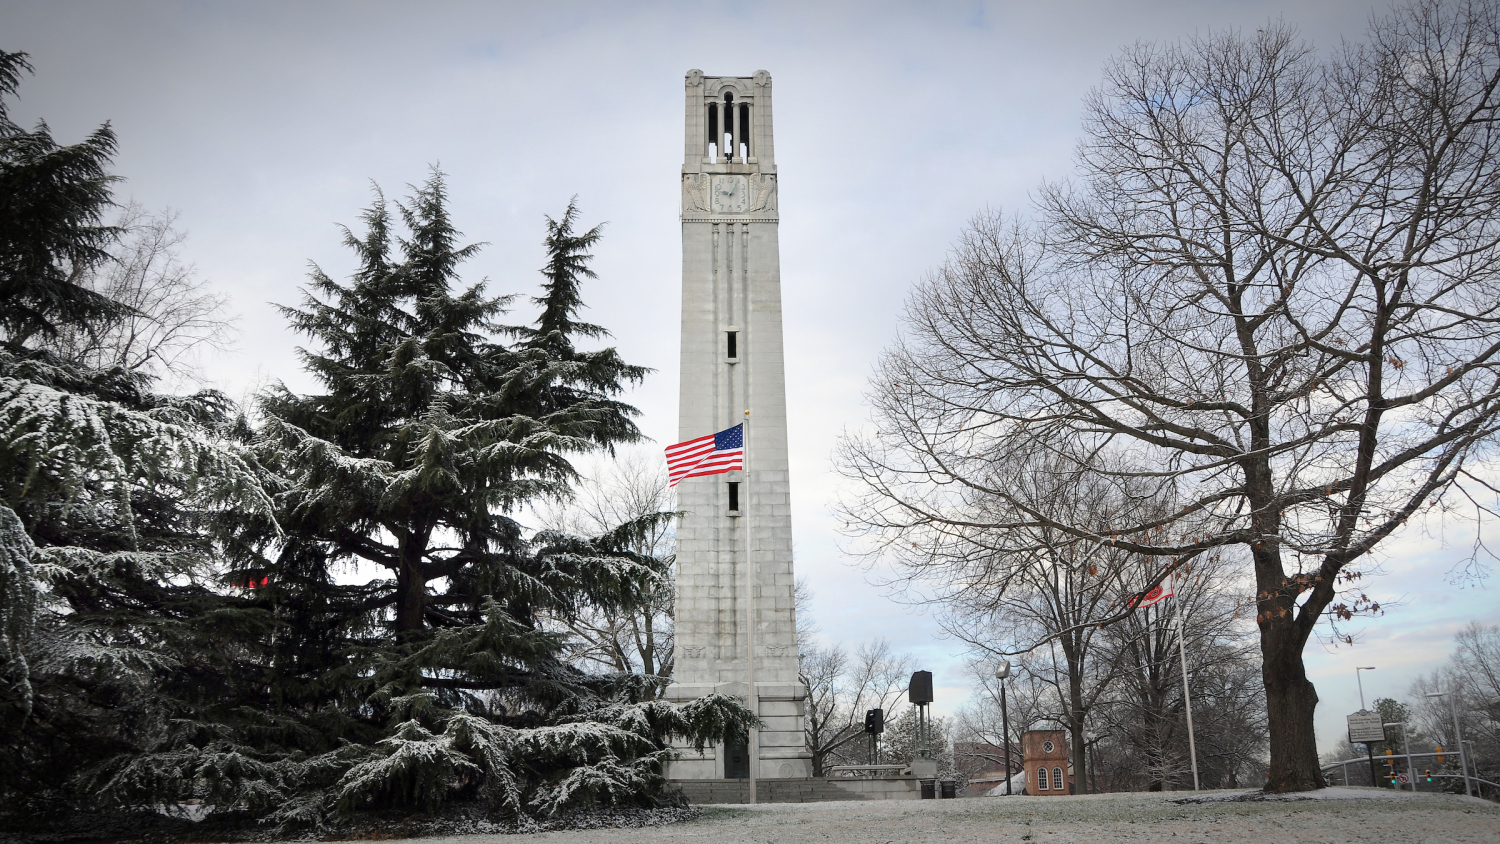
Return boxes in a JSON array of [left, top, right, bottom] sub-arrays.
[[1022, 730, 1073, 795]]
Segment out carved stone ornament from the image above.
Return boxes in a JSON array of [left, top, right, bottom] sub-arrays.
[[712, 175, 749, 213], [681, 645, 707, 659], [682, 174, 710, 212], [765, 644, 790, 657], [750, 175, 777, 212], [686, 68, 704, 87], [707, 77, 750, 99]]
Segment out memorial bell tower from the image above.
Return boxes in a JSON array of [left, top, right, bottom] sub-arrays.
[[665, 69, 809, 782]]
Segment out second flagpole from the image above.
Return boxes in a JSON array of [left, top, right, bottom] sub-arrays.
[[1174, 575, 1200, 791]]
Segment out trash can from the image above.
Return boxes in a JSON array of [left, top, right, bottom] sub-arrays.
[[920, 779, 936, 799], [940, 780, 957, 799]]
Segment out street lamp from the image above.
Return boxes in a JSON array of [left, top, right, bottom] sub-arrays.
[[1425, 691, 1474, 797], [1355, 666, 1376, 709], [1355, 666, 1378, 787], [995, 660, 1012, 795]]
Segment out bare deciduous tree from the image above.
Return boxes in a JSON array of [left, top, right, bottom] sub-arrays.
[[46, 203, 232, 383], [538, 449, 675, 689], [1409, 622, 1500, 790], [1093, 557, 1267, 791], [839, 2, 1500, 791], [953, 658, 1054, 791], [865, 450, 1172, 786], [799, 636, 912, 775]]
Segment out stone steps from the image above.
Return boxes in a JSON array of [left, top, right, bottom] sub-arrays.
[[669, 777, 871, 804]]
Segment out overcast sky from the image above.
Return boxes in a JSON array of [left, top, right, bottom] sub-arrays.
[[6, 0, 1497, 755]]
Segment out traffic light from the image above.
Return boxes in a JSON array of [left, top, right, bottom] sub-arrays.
[[1384, 749, 1394, 767], [1425, 769, 1433, 782], [1436, 745, 1444, 763], [864, 708, 884, 735]]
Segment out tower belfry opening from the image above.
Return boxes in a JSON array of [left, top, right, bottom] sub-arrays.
[[668, 69, 807, 785], [706, 90, 755, 164]]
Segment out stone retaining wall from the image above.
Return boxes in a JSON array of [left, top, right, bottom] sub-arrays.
[[668, 777, 923, 804]]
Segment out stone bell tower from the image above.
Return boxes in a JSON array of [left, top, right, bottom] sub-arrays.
[[665, 69, 809, 782]]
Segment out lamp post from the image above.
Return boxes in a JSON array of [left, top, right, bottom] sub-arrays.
[[1356, 666, 1378, 788], [1425, 691, 1473, 797], [1355, 666, 1376, 709], [995, 660, 1013, 795]]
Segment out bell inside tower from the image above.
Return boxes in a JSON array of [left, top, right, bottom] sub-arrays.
[[705, 91, 751, 163]]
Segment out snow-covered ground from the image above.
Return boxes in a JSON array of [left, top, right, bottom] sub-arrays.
[[393, 789, 1497, 844]]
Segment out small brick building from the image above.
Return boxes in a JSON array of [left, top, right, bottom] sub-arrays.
[[1021, 730, 1073, 795]]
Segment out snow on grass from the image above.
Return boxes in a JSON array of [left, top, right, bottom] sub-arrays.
[[378, 789, 1498, 844], [1170, 785, 1433, 802]]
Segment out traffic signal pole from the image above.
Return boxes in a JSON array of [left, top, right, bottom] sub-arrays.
[[1385, 721, 1415, 793]]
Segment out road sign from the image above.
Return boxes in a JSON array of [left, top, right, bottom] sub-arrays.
[[1398, 772, 1409, 784], [1348, 710, 1386, 744]]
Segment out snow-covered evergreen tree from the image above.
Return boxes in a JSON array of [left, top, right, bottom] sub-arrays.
[[0, 48, 748, 825], [186, 174, 749, 825], [0, 54, 273, 816], [0, 50, 125, 345]]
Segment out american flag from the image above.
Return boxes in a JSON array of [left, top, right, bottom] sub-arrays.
[[665, 423, 743, 487]]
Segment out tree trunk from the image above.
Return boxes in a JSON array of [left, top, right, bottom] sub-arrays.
[[394, 529, 431, 635], [1246, 441, 1324, 792], [1068, 670, 1089, 794], [1261, 620, 1324, 792], [395, 562, 426, 634]]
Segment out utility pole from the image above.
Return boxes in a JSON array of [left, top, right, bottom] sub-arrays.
[[1384, 721, 1415, 793]]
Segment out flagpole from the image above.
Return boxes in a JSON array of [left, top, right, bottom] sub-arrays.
[[743, 409, 756, 805], [1174, 584, 1200, 791]]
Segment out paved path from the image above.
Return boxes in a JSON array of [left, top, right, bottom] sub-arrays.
[[402, 789, 1499, 844]]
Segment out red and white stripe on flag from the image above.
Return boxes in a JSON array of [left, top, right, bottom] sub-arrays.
[[1132, 571, 1175, 608], [665, 423, 744, 487]]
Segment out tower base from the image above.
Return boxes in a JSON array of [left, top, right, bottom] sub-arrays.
[[664, 681, 811, 780]]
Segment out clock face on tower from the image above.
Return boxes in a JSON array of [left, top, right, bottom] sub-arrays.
[[712, 175, 749, 213]]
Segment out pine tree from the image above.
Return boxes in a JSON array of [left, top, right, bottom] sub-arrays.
[[0, 52, 272, 818], [0, 78, 749, 821], [0, 51, 126, 345], [202, 173, 750, 825]]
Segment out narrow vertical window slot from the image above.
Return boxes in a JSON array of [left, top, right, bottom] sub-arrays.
[[740, 103, 751, 160], [707, 104, 718, 162], [724, 92, 735, 161], [726, 331, 738, 359], [727, 482, 740, 513]]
